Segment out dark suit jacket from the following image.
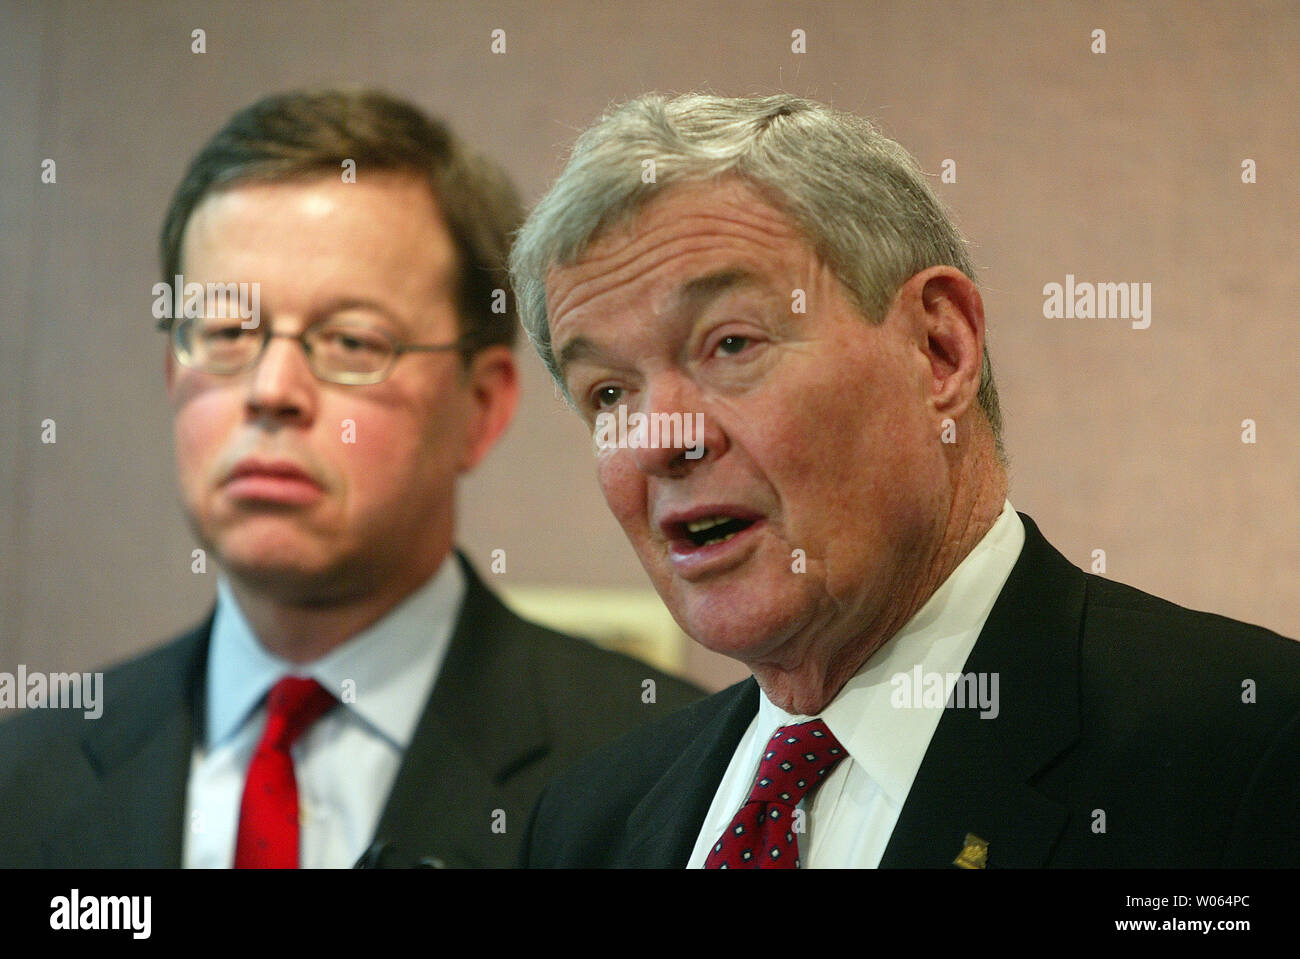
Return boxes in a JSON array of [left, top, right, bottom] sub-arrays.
[[523, 514, 1300, 867], [0, 556, 702, 868]]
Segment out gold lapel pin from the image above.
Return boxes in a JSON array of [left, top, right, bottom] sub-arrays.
[[953, 833, 989, 869]]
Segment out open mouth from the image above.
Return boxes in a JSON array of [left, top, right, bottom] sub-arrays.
[[679, 514, 758, 549]]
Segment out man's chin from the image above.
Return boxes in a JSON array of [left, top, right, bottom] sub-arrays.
[[668, 584, 812, 665], [217, 552, 366, 607]]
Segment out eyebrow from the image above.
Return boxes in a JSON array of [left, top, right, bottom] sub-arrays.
[[673, 268, 760, 314], [556, 335, 604, 378], [555, 268, 762, 378]]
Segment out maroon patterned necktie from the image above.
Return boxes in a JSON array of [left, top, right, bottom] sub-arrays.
[[234, 677, 336, 869], [705, 719, 847, 869]]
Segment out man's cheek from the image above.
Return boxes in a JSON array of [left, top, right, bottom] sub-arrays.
[[167, 369, 213, 410], [332, 411, 417, 482], [173, 413, 222, 493], [331, 407, 373, 452], [596, 454, 643, 527]]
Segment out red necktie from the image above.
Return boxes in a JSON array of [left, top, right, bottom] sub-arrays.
[[705, 719, 847, 869], [234, 677, 336, 869]]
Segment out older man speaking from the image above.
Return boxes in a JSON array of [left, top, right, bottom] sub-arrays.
[[511, 93, 1300, 868]]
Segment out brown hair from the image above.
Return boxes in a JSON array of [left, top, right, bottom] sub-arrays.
[[160, 89, 522, 352]]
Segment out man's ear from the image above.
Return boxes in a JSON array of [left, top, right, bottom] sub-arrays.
[[895, 266, 985, 423], [459, 344, 519, 472]]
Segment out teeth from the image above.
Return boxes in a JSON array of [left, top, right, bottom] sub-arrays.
[[686, 515, 732, 533]]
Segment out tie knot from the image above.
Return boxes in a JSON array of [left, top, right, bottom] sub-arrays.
[[263, 677, 335, 751], [749, 719, 846, 807]]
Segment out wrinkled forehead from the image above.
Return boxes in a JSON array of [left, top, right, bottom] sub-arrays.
[[544, 178, 815, 326]]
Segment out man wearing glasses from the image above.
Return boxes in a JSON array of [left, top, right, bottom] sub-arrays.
[[0, 90, 699, 868]]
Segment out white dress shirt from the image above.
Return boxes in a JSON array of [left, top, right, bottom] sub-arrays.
[[183, 556, 465, 869], [687, 500, 1025, 868]]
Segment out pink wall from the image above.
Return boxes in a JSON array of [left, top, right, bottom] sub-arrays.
[[2, 0, 1295, 691]]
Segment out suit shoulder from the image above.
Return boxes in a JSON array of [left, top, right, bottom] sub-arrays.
[[524, 679, 755, 866], [512, 618, 706, 717], [455, 558, 703, 712], [0, 626, 205, 763], [541, 679, 750, 807], [1085, 572, 1294, 647], [1037, 574, 1300, 865], [1080, 571, 1300, 687], [1076, 572, 1300, 759]]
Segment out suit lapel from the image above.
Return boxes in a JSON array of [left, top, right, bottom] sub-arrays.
[[43, 619, 209, 867], [623, 515, 1086, 869], [879, 514, 1084, 867], [621, 679, 760, 867], [372, 557, 549, 867]]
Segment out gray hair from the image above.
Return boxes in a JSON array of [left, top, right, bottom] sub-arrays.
[[510, 92, 1003, 456]]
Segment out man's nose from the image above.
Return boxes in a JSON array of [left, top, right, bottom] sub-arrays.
[[245, 332, 317, 422], [627, 375, 721, 477]]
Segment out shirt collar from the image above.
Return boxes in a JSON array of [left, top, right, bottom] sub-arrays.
[[757, 500, 1025, 805], [206, 555, 466, 752]]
